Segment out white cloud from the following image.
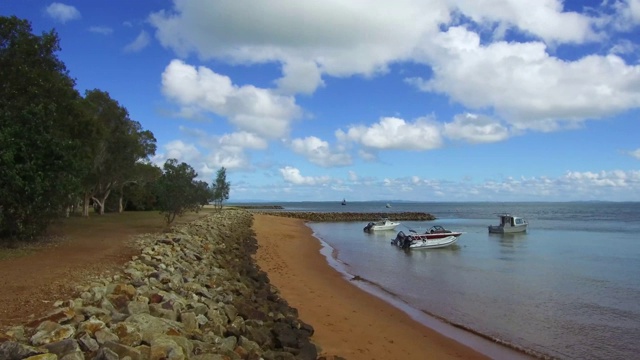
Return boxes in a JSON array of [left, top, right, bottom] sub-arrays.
[[444, 113, 510, 143], [630, 148, 640, 159], [337, 116, 442, 150], [148, 0, 450, 94], [289, 136, 351, 167], [124, 31, 151, 53], [279, 166, 330, 185], [410, 26, 640, 131], [161, 59, 301, 139], [89, 26, 113, 35], [451, 0, 598, 44], [45, 3, 80, 23], [348, 171, 358, 182], [275, 59, 325, 95], [609, 0, 640, 31], [163, 139, 201, 162]]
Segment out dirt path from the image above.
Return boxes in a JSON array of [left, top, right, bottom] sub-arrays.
[[0, 211, 212, 329]]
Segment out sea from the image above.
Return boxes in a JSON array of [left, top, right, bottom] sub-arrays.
[[237, 201, 640, 360]]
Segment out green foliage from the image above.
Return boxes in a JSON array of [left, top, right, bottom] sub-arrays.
[[80, 89, 157, 214], [211, 167, 230, 210], [0, 16, 86, 240], [155, 159, 209, 225], [121, 162, 162, 211]]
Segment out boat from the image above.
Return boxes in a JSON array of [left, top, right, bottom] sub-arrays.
[[390, 231, 458, 250], [385, 203, 392, 208], [341, 198, 346, 205], [363, 218, 400, 232], [422, 225, 464, 239], [488, 214, 528, 234]]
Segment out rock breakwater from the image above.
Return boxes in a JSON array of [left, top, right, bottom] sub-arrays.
[[0, 209, 330, 360], [251, 211, 436, 222]]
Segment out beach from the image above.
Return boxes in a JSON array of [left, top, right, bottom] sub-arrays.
[[252, 213, 489, 360]]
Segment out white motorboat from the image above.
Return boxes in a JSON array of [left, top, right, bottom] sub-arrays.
[[391, 231, 458, 250], [488, 214, 528, 234], [363, 218, 400, 232]]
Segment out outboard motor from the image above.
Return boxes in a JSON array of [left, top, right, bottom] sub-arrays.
[[392, 231, 413, 250], [391, 231, 408, 247], [363, 222, 375, 232]]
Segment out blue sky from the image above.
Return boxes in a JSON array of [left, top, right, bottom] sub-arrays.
[[3, 0, 640, 202]]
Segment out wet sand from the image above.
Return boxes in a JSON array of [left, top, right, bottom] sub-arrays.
[[252, 213, 491, 360]]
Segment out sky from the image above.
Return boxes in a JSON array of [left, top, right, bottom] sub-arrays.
[[2, 0, 640, 202]]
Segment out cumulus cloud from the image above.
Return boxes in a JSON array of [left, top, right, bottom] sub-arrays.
[[609, 0, 640, 31], [630, 148, 640, 159], [289, 136, 351, 167], [409, 26, 640, 131], [124, 31, 151, 53], [45, 3, 80, 23], [148, 0, 451, 94], [337, 116, 442, 150], [162, 59, 301, 139], [451, 0, 598, 44], [444, 113, 511, 143], [279, 166, 330, 185], [147, 0, 640, 133], [275, 59, 325, 95]]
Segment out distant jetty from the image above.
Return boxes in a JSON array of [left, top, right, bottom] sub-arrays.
[[249, 211, 436, 222]]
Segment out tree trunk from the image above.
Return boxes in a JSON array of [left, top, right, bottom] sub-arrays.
[[82, 192, 91, 217], [92, 188, 111, 215], [118, 195, 124, 213]]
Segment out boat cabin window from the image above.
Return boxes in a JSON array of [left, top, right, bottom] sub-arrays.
[[515, 218, 523, 225]]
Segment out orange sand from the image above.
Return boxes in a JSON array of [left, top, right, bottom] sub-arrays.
[[252, 214, 490, 360]]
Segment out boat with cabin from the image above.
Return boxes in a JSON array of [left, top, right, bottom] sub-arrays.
[[488, 214, 528, 234], [363, 217, 400, 232]]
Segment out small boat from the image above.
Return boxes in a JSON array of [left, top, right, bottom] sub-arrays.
[[488, 214, 528, 234], [364, 218, 400, 232], [423, 225, 464, 239], [391, 231, 458, 250], [341, 198, 347, 205], [385, 203, 392, 208]]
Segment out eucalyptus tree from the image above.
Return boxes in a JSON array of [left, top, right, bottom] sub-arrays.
[[0, 16, 88, 240], [211, 167, 230, 210], [80, 89, 156, 216]]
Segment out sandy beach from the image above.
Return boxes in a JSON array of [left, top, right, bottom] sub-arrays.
[[252, 213, 490, 360]]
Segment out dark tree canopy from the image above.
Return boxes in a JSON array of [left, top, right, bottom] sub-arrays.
[[155, 159, 208, 225], [0, 16, 86, 240]]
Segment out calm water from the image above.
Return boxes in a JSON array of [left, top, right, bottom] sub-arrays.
[[242, 202, 640, 360]]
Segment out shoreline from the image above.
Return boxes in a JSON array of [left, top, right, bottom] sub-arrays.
[[253, 213, 533, 359]]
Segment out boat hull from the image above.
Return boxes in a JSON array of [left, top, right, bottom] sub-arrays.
[[488, 225, 527, 234]]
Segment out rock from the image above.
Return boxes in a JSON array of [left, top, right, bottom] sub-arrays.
[[6, 210, 328, 360], [0, 341, 44, 360]]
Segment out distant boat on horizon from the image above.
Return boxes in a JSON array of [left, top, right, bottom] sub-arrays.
[[386, 203, 392, 208], [341, 198, 347, 205]]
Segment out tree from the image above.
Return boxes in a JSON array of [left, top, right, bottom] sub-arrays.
[[211, 167, 230, 210], [80, 89, 156, 216], [117, 161, 162, 212], [0, 16, 87, 240], [155, 159, 203, 225]]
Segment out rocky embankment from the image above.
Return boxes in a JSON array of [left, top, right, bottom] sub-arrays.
[[251, 211, 436, 222], [0, 209, 328, 360]]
